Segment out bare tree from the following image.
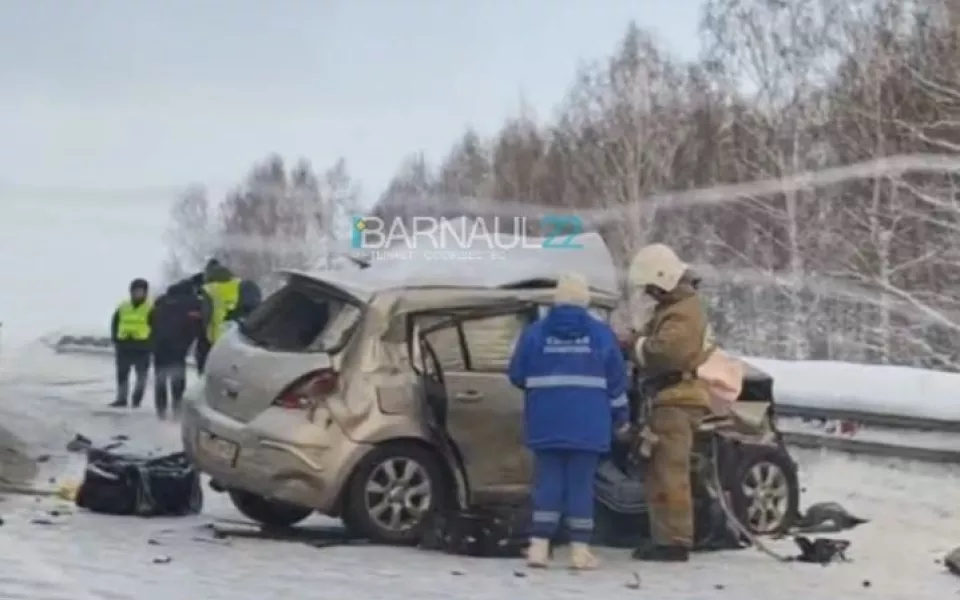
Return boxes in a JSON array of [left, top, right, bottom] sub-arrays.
[[359, 5, 960, 369], [556, 24, 694, 264], [315, 157, 361, 269], [161, 184, 212, 283], [700, 0, 845, 358]]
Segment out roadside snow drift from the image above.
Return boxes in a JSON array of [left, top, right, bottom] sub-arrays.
[[746, 357, 960, 422]]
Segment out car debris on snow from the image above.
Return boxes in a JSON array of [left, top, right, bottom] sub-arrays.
[[945, 547, 960, 576], [791, 536, 851, 565], [793, 502, 869, 533], [205, 519, 363, 549]]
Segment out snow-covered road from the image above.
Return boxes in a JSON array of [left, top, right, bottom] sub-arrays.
[[1, 345, 958, 599]]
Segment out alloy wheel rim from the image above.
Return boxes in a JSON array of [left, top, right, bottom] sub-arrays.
[[364, 457, 433, 532], [740, 461, 790, 533]]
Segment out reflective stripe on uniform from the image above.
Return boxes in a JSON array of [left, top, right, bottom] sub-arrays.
[[532, 511, 561, 524], [611, 393, 628, 408], [566, 517, 594, 531], [525, 375, 607, 389], [543, 346, 592, 354]]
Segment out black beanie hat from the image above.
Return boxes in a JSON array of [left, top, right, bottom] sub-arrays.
[[130, 278, 149, 292]]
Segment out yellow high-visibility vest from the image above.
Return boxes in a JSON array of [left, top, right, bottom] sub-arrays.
[[116, 299, 153, 341], [204, 278, 241, 343]]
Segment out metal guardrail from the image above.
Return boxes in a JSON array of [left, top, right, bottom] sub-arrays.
[[780, 431, 960, 465], [51, 335, 114, 355], [777, 403, 960, 434], [49, 334, 198, 366], [775, 403, 960, 464]]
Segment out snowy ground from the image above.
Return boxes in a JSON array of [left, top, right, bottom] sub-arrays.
[[0, 344, 958, 599]]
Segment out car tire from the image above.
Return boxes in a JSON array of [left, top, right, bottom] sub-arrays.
[[228, 489, 313, 528], [728, 446, 799, 536], [342, 442, 447, 545]]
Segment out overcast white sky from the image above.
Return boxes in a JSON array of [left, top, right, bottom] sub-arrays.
[[0, 0, 702, 202], [0, 0, 702, 342]]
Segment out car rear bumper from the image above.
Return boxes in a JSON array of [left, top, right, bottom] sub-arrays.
[[180, 390, 370, 513]]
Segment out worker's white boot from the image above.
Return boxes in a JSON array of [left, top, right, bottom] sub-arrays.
[[526, 538, 551, 568], [570, 542, 600, 570]]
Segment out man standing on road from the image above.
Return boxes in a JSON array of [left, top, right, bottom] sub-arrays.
[[170, 271, 213, 374], [150, 279, 203, 419], [508, 273, 629, 570], [109, 278, 153, 409], [626, 244, 713, 563]]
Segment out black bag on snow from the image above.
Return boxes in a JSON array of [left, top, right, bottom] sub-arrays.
[[76, 449, 203, 516]]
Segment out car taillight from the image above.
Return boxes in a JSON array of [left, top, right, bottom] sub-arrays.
[[272, 369, 339, 410]]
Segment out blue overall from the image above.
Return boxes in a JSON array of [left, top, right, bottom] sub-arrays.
[[508, 304, 628, 542]]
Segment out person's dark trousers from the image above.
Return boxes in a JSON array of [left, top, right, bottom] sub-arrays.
[[112, 347, 151, 408], [194, 336, 211, 374], [154, 351, 188, 419]]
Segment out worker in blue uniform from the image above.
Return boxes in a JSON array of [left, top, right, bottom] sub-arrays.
[[508, 272, 629, 569]]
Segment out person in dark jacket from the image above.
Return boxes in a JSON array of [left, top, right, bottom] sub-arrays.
[[150, 280, 204, 419], [109, 278, 153, 408], [169, 270, 214, 373], [507, 273, 629, 570]]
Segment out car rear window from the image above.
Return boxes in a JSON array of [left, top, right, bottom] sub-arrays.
[[240, 277, 362, 353]]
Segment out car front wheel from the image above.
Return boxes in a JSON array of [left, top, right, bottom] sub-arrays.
[[228, 489, 313, 528], [729, 447, 800, 535], [342, 442, 446, 545]]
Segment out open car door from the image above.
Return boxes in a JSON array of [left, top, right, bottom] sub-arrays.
[[415, 303, 536, 504]]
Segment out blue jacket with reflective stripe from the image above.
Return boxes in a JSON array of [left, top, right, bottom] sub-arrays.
[[508, 305, 629, 452]]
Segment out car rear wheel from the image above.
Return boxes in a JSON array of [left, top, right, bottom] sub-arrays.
[[343, 442, 446, 545], [228, 489, 313, 528], [729, 447, 799, 535]]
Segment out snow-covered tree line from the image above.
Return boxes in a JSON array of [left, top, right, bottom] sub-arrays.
[[372, 0, 960, 370], [162, 155, 360, 293]]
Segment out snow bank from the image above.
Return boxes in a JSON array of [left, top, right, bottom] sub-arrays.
[[746, 357, 960, 423]]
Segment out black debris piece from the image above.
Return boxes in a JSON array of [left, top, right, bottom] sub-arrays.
[[208, 519, 363, 550], [794, 502, 868, 534], [945, 547, 960, 576], [792, 536, 851, 565], [66, 434, 93, 453]]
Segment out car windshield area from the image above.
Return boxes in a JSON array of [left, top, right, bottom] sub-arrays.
[[239, 276, 363, 353]]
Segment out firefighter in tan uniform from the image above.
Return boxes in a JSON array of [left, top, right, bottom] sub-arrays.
[[626, 244, 712, 562]]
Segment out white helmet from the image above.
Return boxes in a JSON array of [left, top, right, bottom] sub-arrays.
[[627, 243, 688, 292]]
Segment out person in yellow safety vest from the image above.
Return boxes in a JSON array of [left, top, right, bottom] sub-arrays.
[[109, 278, 153, 409], [199, 259, 262, 355]]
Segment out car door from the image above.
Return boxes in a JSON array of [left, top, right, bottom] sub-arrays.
[[419, 304, 536, 501]]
